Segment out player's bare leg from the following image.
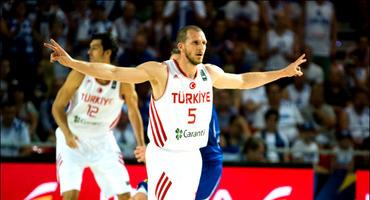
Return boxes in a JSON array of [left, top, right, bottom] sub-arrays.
[[117, 192, 131, 200], [131, 192, 147, 200]]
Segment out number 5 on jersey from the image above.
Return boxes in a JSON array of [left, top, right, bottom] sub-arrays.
[[188, 108, 197, 124]]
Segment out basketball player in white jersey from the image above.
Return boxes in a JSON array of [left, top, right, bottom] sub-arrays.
[[45, 25, 305, 200], [51, 33, 144, 200]]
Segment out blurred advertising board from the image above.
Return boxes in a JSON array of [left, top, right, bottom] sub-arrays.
[[356, 170, 370, 200], [1, 163, 314, 200]]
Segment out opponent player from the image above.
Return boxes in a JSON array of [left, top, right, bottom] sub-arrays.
[[52, 33, 144, 200], [45, 25, 305, 199]]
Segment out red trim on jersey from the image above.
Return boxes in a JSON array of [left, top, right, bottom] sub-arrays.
[[149, 113, 160, 147], [155, 172, 172, 200], [155, 172, 166, 197], [157, 176, 168, 200], [118, 154, 125, 166], [151, 98, 167, 141], [109, 112, 122, 130], [160, 180, 172, 200], [56, 154, 63, 182], [150, 100, 164, 147], [173, 59, 198, 79]]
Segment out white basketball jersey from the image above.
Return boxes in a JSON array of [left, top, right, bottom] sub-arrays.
[[66, 75, 123, 138], [148, 59, 213, 151], [305, 1, 334, 57]]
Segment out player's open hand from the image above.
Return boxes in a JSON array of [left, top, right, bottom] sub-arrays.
[[283, 54, 306, 77], [44, 39, 74, 67], [134, 145, 146, 163]]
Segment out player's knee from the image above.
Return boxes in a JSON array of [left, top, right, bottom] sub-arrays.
[[62, 190, 79, 200], [117, 192, 131, 200], [132, 192, 148, 200]]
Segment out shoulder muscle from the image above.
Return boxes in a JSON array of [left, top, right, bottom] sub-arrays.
[[205, 63, 224, 84], [54, 70, 84, 105]]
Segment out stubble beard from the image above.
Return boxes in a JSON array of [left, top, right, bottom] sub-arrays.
[[185, 49, 202, 65]]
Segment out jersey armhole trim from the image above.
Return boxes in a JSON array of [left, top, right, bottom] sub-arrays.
[[173, 59, 198, 80]]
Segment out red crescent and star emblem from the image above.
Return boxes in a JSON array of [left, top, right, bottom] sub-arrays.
[[189, 82, 196, 89]]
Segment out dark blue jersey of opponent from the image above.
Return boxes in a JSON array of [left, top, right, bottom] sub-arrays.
[[137, 179, 148, 192], [199, 106, 223, 161], [196, 106, 223, 200]]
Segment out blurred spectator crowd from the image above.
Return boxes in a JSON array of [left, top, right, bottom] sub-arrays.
[[0, 0, 369, 173]]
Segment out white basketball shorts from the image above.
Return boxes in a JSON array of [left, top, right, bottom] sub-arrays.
[[146, 142, 202, 200], [55, 128, 131, 197]]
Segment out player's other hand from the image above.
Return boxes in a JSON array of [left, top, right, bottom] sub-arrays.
[[65, 133, 79, 149], [283, 54, 306, 77], [44, 39, 74, 67], [134, 145, 146, 163]]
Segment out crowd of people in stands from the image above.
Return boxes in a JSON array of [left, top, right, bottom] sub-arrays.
[[1, 1, 369, 172]]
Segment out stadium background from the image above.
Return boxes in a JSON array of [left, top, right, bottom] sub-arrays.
[[0, 0, 369, 199]]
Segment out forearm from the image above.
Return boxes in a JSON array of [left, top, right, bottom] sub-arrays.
[[128, 110, 145, 146], [240, 70, 286, 89], [68, 59, 119, 81], [52, 105, 73, 137], [68, 59, 151, 84]]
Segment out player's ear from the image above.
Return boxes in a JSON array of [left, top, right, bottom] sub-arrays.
[[104, 49, 112, 59], [177, 43, 183, 53]]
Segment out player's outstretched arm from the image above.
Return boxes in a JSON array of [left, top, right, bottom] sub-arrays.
[[208, 54, 306, 90], [44, 39, 155, 84]]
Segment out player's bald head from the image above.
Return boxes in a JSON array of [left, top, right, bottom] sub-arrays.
[[175, 25, 203, 44]]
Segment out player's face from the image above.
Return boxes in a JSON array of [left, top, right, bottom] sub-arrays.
[[88, 39, 105, 62], [183, 30, 207, 65]]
